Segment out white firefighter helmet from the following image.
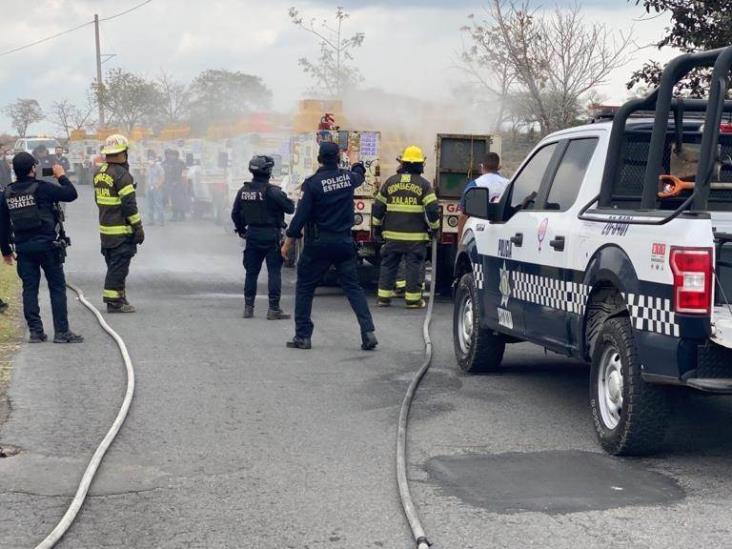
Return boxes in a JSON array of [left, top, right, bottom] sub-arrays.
[[101, 134, 129, 155]]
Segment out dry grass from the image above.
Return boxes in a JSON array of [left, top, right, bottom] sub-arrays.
[[0, 262, 22, 390]]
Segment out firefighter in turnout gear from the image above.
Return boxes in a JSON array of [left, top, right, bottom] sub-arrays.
[[373, 146, 440, 309], [0, 152, 83, 343], [232, 155, 295, 319], [94, 134, 145, 313]]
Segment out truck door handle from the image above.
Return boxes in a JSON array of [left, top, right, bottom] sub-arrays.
[[550, 236, 566, 251], [510, 233, 523, 246]]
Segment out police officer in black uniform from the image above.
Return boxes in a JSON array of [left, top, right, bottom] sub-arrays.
[[232, 155, 295, 319], [0, 152, 83, 343], [281, 141, 377, 351], [0, 147, 10, 314]]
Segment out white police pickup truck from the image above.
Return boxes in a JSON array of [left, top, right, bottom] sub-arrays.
[[454, 47, 732, 455]]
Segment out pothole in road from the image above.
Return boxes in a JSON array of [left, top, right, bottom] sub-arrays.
[[425, 450, 685, 514], [0, 444, 21, 458]]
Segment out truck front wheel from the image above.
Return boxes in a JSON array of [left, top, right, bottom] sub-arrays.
[[453, 272, 505, 373], [590, 316, 670, 455]]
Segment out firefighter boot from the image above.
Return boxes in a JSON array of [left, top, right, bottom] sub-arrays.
[[377, 297, 392, 307], [406, 299, 426, 310], [108, 302, 136, 313], [266, 308, 291, 320]]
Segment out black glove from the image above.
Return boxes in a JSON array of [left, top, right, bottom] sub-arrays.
[[351, 162, 366, 178], [133, 226, 145, 245], [374, 226, 385, 245]]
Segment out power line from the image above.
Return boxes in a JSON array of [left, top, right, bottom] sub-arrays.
[[99, 0, 154, 23], [0, 0, 154, 58], [0, 20, 94, 58]]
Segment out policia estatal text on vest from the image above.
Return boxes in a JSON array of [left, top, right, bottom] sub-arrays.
[[281, 141, 377, 351], [94, 134, 145, 313], [0, 152, 83, 343], [373, 146, 440, 309], [232, 155, 295, 319]]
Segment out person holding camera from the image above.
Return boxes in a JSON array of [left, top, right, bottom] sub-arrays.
[[0, 152, 83, 343]]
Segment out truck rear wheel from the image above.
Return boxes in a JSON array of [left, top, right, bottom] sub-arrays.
[[590, 316, 670, 455], [453, 272, 505, 373]]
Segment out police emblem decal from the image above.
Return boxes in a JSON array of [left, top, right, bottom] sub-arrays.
[[499, 261, 511, 306]]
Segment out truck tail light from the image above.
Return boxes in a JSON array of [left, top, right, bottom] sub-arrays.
[[669, 247, 713, 315], [440, 232, 457, 245]]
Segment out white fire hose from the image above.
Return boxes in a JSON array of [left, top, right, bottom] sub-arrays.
[[34, 283, 135, 548]]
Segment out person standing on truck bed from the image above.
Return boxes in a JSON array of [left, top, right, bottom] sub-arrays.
[[232, 155, 295, 320], [0, 152, 83, 343], [280, 141, 377, 351], [94, 134, 145, 313], [373, 145, 440, 309], [457, 152, 509, 240]]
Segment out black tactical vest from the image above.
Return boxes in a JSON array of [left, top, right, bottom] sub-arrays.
[[4, 183, 44, 232], [239, 182, 278, 227]]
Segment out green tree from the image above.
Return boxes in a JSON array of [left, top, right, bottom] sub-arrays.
[[187, 69, 272, 132], [627, 1, 732, 95], [4, 99, 44, 137], [289, 6, 365, 97], [94, 69, 162, 132]]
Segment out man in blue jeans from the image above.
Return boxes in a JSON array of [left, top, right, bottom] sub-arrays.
[[280, 141, 377, 351], [0, 152, 83, 343]]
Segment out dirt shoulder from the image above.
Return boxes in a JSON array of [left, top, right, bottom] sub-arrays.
[[0, 262, 22, 428]]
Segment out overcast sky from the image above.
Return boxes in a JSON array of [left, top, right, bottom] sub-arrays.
[[0, 0, 674, 136]]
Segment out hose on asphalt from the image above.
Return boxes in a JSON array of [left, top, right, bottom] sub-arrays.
[[34, 283, 135, 549], [396, 237, 438, 549]]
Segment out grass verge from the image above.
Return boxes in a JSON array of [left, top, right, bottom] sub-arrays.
[[0, 261, 22, 427]]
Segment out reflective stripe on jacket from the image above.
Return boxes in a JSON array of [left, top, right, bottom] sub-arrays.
[[94, 162, 142, 248], [372, 173, 440, 242]]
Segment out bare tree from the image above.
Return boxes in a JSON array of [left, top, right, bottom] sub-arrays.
[[460, 15, 515, 131], [289, 6, 365, 97], [462, 1, 634, 135], [3, 98, 44, 137], [49, 98, 96, 139], [157, 70, 190, 125]]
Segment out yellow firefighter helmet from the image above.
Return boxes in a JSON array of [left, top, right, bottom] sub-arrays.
[[400, 145, 426, 164], [101, 134, 129, 155]]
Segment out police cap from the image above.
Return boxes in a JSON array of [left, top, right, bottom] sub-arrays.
[[12, 152, 38, 179], [249, 155, 275, 177]]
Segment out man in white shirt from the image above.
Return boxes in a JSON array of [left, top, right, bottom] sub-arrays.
[[458, 152, 509, 239]]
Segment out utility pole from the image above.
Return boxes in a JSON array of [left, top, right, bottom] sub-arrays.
[[94, 14, 105, 128]]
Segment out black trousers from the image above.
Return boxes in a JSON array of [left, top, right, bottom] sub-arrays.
[[378, 241, 427, 304], [295, 238, 375, 339], [16, 248, 69, 334], [102, 242, 137, 303], [243, 239, 283, 308]]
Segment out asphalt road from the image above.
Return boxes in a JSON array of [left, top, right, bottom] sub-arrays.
[[2, 187, 732, 548]]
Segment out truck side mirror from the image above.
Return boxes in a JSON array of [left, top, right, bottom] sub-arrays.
[[463, 187, 502, 222]]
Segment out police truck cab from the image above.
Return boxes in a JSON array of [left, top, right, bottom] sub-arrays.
[[454, 47, 732, 455]]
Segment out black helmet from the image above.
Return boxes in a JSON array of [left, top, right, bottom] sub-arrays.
[[249, 155, 275, 177]]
